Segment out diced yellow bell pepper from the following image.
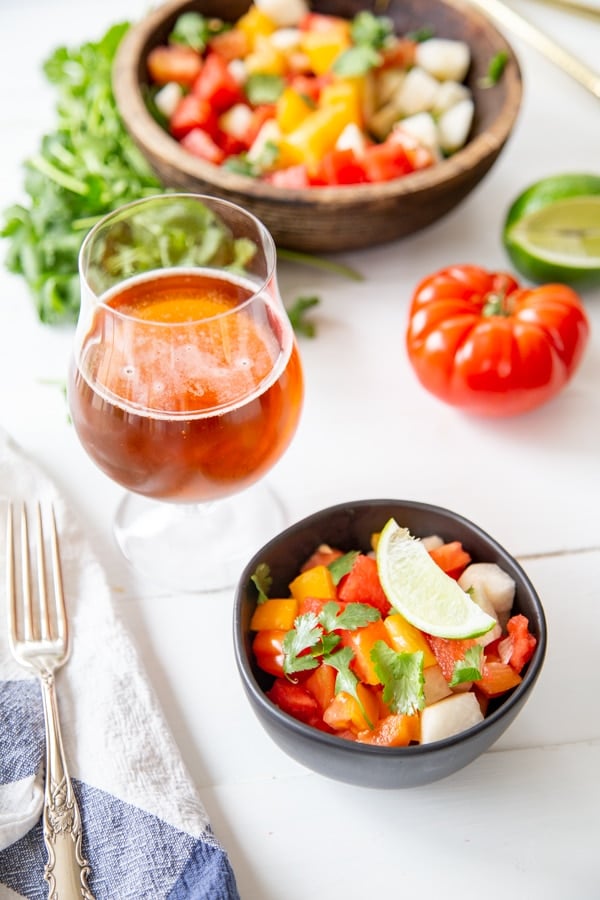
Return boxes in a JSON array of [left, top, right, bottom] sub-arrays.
[[384, 614, 438, 668], [276, 87, 314, 133], [245, 35, 287, 75], [319, 79, 363, 128], [300, 29, 351, 76], [250, 597, 298, 631], [236, 6, 276, 49], [289, 564, 337, 601], [279, 103, 353, 170]]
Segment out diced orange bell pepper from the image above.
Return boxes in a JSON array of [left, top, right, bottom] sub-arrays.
[[340, 618, 393, 685], [250, 597, 298, 631], [476, 661, 522, 698], [323, 682, 380, 733], [319, 79, 363, 128], [356, 712, 420, 747], [384, 614, 438, 668], [279, 103, 353, 170], [289, 564, 337, 602], [304, 663, 337, 712], [236, 6, 276, 49], [300, 25, 351, 75], [276, 87, 315, 134], [428, 541, 472, 580], [245, 36, 287, 75]]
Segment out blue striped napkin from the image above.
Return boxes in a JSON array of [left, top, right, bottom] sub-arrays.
[[0, 429, 240, 899]]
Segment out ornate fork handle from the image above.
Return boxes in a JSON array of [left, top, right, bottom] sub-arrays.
[[40, 670, 94, 900]]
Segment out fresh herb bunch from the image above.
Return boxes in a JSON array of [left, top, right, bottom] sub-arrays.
[[1, 22, 162, 324]]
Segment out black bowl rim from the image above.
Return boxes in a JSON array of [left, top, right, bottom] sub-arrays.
[[233, 498, 547, 759], [113, 0, 523, 206]]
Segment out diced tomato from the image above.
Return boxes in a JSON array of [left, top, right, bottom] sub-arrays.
[[208, 28, 249, 61], [296, 595, 342, 618], [304, 663, 337, 712], [323, 683, 380, 733], [214, 130, 248, 157], [428, 541, 472, 579], [252, 629, 287, 677], [356, 712, 420, 747], [169, 95, 217, 140], [180, 128, 225, 164], [146, 44, 203, 87], [476, 661, 522, 698], [426, 634, 477, 682], [339, 618, 393, 685], [266, 678, 321, 725], [311, 148, 368, 186], [388, 128, 435, 171], [301, 543, 343, 572], [361, 139, 414, 183], [192, 52, 244, 112], [498, 614, 537, 673], [244, 104, 276, 146], [379, 38, 417, 70], [264, 165, 311, 189], [298, 12, 347, 32], [337, 554, 391, 617], [287, 74, 330, 104]]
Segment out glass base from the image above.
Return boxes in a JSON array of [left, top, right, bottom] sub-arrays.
[[113, 483, 287, 593]]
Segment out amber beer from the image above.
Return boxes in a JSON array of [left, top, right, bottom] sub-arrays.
[[68, 269, 303, 503]]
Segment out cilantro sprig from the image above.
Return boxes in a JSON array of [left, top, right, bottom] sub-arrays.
[[333, 10, 395, 76], [371, 642, 425, 716], [449, 645, 484, 687]]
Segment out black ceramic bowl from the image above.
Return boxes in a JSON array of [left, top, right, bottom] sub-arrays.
[[233, 499, 546, 789]]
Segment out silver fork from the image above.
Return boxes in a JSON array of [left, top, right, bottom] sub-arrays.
[[7, 502, 95, 900]]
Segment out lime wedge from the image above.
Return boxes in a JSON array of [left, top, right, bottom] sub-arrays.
[[376, 519, 496, 640], [503, 173, 600, 288]]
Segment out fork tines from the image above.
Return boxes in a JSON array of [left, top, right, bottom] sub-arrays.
[[7, 502, 68, 652]]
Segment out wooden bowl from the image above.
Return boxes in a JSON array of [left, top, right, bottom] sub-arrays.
[[113, 0, 522, 253]]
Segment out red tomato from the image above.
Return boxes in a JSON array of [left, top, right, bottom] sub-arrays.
[[252, 629, 287, 677], [169, 94, 217, 140], [192, 52, 244, 112], [406, 265, 590, 417], [180, 128, 225, 164]]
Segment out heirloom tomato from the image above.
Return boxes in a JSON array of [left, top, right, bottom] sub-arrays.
[[406, 264, 590, 417]]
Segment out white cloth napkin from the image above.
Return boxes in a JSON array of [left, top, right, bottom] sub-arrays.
[[0, 428, 239, 898]]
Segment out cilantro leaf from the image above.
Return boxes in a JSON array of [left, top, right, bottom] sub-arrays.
[[449, 645, 484, 687], [282, 613, 322, 675], [478, 50, 509, 88], [169, 12, 229, 52], [245, 73, 285, 105], [285, 295, 320, 338], [405, 26, 435, 42], [333, 44, 382, 77], [328, 550, 359, 584], [371, 642, 425, 716], [318, 600, 381, 632], [350, 11, 394, 49], [250, 563, 272, 604]]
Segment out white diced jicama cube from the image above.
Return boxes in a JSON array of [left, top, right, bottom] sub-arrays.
[[255, 0, 309, 27], [415, 38, 471, 83], [219, 103, 254, 140], [433, 80, 471, 116], [227, 59, 248, 85], [420, 534, 444, 552], [396, 67, 440, 116], [423, 665, 453, 706], [437, 97, 474, 153], [420, 692, 484, 744], [270, 28, 302, 51], [154, 82, 183, 119], [335, 123, 368, 156], [468, 584, 503, 647], [459, 562, 516, 629], [247, 120, 282, 162], [395, 112, 440, 155]]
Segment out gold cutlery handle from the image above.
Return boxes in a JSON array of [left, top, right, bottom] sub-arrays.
[[40, 672, 95, 900], [470, 0, 600, 99]]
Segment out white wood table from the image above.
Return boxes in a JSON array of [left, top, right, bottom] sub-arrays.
[[1, 1, 599, 897]]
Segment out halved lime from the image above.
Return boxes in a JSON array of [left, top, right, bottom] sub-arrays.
[[376, 519, 496, 640], [503, 173, 600, 288]]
